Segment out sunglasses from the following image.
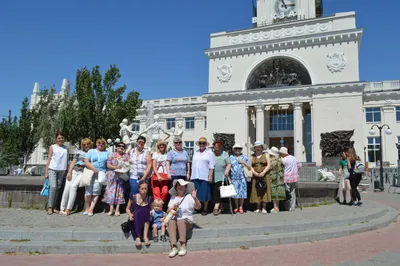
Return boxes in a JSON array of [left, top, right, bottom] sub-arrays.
[[199, 142, 207, 145], [174, 142, 182, 144], [117, 145, 125, 148]]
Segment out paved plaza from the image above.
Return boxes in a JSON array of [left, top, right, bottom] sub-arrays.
[[1, 188, 400, 265]]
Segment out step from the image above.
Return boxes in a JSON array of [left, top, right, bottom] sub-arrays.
[[0, 206, 389, 241], [1, 206, 397, 254]]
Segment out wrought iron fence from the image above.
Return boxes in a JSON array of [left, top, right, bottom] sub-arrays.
[[299, 166, 340, 182]]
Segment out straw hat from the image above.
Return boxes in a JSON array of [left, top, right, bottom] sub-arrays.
[[233, 143, 243, 149], [279, 147, 289, 155], [250, 141, 268, 151], [268, 146, 279, 156], [195, 136, 209, 146], [168, 179, 195, 196]]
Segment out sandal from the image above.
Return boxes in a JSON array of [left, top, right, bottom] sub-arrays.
[[144, 239, 151, 247], [115, 212, 120, 217], [213, 209, 221, 216], [106, 211, 114, 216], [254, 209, 260, 213], [47, 208, 53, 215], [135, 238, 142, 247], [239, 208, 244, 214], [261, 209, 267, 214], [233, 208, 239, 214]]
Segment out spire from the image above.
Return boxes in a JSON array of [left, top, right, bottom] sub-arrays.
[[61, 78, 70, 94], [33, 82, 40, 94]]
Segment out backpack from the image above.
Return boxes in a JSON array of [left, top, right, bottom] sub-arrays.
[[354, 160, 365, 174]]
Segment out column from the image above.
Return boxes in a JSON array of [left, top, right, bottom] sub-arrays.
[[293, 102, 303, 161], [382, 105, 396, 164], [264, 105, 272, 147], [256, 104, 265, 143], [245, 106, 250, 156]]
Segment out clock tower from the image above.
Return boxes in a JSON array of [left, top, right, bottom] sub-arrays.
[[253, 0, 323, 27]]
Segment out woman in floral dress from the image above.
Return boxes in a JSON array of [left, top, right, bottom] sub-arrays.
[[230, 143, 251, 214], [268, 147, 286, 213], [102, 142, 130, 216]]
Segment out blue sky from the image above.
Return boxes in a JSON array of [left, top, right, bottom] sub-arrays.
[[0, 0, 399, 117]]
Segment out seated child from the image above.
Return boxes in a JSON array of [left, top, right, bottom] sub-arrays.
[[151, 198, 167, 242]]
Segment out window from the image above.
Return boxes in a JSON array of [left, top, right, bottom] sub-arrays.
[[185, 117, 195, 129], [270, 109, 294, 131], [132, 120, 140, 132], [184, 141, 195, 161], [365, 107, 381, 123], [367, 137, 381, 162], [396, 107, 400, 121], [166, 118, 175, 130], [42, 152, 48, 160]]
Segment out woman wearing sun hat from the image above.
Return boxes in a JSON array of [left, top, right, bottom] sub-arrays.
[[167, 179, 201, 258], [190, 137, 215, 215], [249, 141, 271, 214], [268, 146, 286, 213]]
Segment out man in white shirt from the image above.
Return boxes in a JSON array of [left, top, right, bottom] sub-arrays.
[[279, 147, 301, 211]]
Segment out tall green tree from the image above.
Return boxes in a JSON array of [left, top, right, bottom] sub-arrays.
[[0, 111, 20, 167], [66, 64, 142, 144], [18, 97, 40, 170]]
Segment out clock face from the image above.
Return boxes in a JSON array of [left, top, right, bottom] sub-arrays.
[[275, 0, 297, 17]]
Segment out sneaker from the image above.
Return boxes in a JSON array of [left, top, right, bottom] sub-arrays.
[[357, 202, 363, 207], [254, 209, 260, 213], [153, 236, 158, 243], [178, 248, 187, 256], [352, 202, 358, 207], [161, 235, 167, 242], [169, 247, 178, 258]]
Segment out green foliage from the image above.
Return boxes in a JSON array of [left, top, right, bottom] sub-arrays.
[[0, 111, 20, 167], [63, 64, 142, 144], [34, 64, 142, 148]]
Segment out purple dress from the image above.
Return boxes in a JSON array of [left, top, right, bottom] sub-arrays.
[[130, 194, 153, 240]]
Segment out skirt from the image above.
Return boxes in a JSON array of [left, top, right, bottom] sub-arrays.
[[192, 179, 211, 202]]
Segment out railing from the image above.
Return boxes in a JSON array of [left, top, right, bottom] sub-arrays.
[[299, 166, 340, 182], [364, 80, 400, 92]]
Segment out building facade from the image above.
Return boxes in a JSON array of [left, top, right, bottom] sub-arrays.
[[28, 0, 400, 167]]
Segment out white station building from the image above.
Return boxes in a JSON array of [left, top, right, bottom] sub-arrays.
[[29, 0, 400, 168]]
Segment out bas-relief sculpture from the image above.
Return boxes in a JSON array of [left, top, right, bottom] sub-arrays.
[[320, 130, 354, 158], [326, 52, 346, 73], [258, 59, 302, 87], [216, 64, 232, 83], [213, 133, 235, 156]]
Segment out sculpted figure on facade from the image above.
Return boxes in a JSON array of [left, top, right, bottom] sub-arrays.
[[326, 52, 346, 73], [258, 58, 302, 88], [139, 115, 171, 150], [166, 120, 184, 149]]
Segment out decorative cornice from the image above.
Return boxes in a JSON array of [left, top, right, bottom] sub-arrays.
[[228, 22, 333, 45], [205, 29, 363, 59]]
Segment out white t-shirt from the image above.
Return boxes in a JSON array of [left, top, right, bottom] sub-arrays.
[[168, 194, 195, 222], [152, 152, 168, 174]]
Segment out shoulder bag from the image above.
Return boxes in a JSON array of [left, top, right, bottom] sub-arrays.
[[220, 176, 237, 198], [96, 151, 107, 185], [79, 150, 95, 187], [241, 156, 253, 182], [151, 162, 168, 181]]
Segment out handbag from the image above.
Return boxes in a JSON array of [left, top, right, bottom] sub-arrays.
[[255, 178, 266, 191], [79, 167, 94, 187], [98, 171, 107, 185], [220, 176, 237, 198], [151, 163, 168, 181], [40, 179, 49, 197]]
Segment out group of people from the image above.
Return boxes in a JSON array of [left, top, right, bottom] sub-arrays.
[[43, 131, 301, 258], [337, 147, 364, 207]]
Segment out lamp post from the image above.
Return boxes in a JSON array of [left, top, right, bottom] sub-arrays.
[[107, 138, 121, 153], [369, 124, 392, 191]]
